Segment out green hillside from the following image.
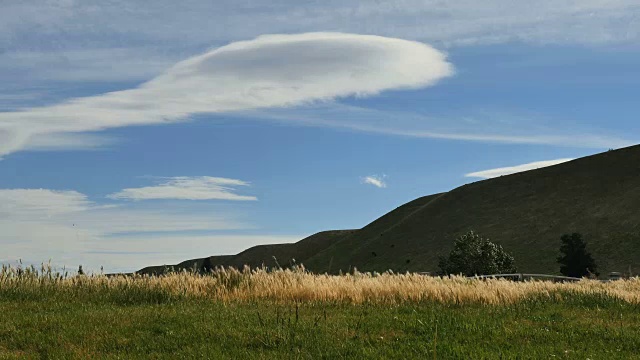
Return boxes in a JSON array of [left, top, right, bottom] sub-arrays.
[[139, 145, 640, 276]]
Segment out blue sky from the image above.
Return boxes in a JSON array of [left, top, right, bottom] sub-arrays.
[[1, 1, 639, 272]]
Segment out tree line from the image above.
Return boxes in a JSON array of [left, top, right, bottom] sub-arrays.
[[438, 231, 599, 278]]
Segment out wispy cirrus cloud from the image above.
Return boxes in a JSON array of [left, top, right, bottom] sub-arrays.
[[362, 175, 387, 188], [465, 158, 575, 179], [107, 176, 257, 201], [0, 32, 453, 159], [23, 132, 118, 152], [248, 104, 633, 149]]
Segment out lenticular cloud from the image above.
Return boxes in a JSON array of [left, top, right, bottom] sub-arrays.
[[0, 32, 454, 158]]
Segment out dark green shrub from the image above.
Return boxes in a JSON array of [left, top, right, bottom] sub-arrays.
[[438, 231, 516, 276], [557, 233, 598, 278]]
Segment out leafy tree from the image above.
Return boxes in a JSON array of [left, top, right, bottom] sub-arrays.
[[438, 231, 516, 276], [557, 233, 598, 278]]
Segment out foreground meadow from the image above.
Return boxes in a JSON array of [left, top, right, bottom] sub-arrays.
[[1, 266, 640, 359]]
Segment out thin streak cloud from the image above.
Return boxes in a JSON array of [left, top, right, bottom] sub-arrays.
[[247, 104, 633, 149], [465, 158, 575, 179], [107, 176, 257, 201]]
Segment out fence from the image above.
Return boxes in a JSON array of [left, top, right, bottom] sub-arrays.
[[467, 273, 583, 282]]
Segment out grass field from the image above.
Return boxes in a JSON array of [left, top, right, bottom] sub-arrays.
[[1, 265, 640, 359]]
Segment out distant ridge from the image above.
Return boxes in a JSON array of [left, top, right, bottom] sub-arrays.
[[137, 230, 356, 275], [139, 145, 640, 276]]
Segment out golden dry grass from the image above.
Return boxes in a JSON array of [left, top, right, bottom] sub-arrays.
[[3, 264, 640, 305]]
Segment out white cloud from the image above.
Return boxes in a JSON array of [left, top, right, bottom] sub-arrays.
[[107, 176, 257, 201], [0, 188, 246, 234], [0, 32, 453, 158], [0, 187, 254, 272], [465, 158, 575, 179], [362, 175, 387, 188], [0, 189, 93, 217], [0, 2, 637, 143]]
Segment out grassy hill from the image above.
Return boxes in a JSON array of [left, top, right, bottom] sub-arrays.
[[139, 145, 640, 276]]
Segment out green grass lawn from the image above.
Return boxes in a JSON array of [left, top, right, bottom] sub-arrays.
[[1, 293, 639, 359]]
